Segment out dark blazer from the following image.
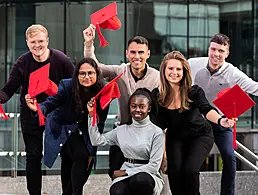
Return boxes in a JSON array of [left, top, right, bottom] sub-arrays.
[[40, 78, 108, 168]]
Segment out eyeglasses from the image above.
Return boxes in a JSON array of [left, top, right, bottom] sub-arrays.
[[78, 71, 96, 78]]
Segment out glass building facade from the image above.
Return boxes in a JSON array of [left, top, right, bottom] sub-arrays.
[[1, 0, 258, 176]]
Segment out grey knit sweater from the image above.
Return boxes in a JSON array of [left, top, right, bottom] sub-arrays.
[[88, 115, 165, 195], [188, 57, 258, 109]]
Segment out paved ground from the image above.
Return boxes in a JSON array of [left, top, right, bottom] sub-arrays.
[[1, 171, 258, 195]]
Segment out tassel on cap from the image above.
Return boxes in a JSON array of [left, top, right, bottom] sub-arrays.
[[0, 104, 8, 120], [28, 63, 58, 126], [92, 72, 123, 126]]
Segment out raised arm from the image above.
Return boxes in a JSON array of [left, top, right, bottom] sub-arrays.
[[83, 25, 124, 80], [87, 98, 117, 145], [83, 24, 99, 64], [88, 117, 118, 146]]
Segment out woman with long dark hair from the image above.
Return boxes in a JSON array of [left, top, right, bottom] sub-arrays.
[[25, 57, 108, 195]]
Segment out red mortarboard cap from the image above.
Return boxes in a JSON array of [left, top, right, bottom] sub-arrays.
[[213, 84, 256, 148], [92, 72, 123, 126], [91, 2, 122, 47], [28, 63, 58, 126], [28, 63, 58, 97], [0, 105, 8, 120]]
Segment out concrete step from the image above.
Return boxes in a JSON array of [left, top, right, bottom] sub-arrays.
[[0, 171, 257, 195]]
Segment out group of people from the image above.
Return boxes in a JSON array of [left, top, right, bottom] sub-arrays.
[[0, 23, 257, 195]]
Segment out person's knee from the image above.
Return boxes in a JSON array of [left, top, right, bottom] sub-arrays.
[[109, 184, 126, 195], [167, 163, 181, 177], [26, 151, 43, 163], [183, 167, 199, 180], [130, 172, 155, 188], [73, 153, 88, 162], [221, 149, 236, 165], [25, 143, 43, 163]]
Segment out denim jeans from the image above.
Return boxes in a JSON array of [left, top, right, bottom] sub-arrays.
[[210, 122, 236, 195]]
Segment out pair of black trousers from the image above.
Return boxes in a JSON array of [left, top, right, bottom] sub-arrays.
[[110, 172, 155, 195], [21, 117, 44, 195], [60, 131, 93, 195], [166, 132, 214, 195]]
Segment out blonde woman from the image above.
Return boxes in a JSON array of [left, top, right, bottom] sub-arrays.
[[152, 51, 235, 195]]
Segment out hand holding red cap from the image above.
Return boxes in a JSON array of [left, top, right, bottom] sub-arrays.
[[213, 84, 256, 148], [90, 2, 122, 47], [28, 63, 58, 126], [91, 72, 123, 126]]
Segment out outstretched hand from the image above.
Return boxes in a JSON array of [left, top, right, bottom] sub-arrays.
[[83, 24, 96, 46], [25, 94, 38, 112], [220, 118, 237, 128]]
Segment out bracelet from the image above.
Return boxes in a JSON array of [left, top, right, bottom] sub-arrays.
[[217, 117, 223, 125]]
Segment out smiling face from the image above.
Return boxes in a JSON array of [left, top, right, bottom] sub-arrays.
[[26, 32, 49, 61], [78, 63, 97, 87], [165, 59, 183, 86], [130, 95, 150, 121], [126, 42, 150, 72], [208, 42, 229, 69]]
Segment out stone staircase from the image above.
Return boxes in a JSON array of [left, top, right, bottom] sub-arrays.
[[0, 171, 258, 195]]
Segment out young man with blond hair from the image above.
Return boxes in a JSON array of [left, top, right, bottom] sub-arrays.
[[0, 24, 74, 195]]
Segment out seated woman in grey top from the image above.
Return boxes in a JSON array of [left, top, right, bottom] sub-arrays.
[[87, 88, 165, 195]]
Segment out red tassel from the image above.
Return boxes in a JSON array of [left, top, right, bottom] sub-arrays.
[[233, 123, 237, 149], [35, 101, 46, 126], [0, 104, 8, 120], [233, 102, 237, 149], [96, 23, 109, 47], [92, 99, 97, 126]]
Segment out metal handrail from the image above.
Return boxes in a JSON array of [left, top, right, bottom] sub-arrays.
[[235, 140, 258, 172], [3, 114, 258, 175], [0, 113, 117, 177], [237, 141, 258, 161]]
